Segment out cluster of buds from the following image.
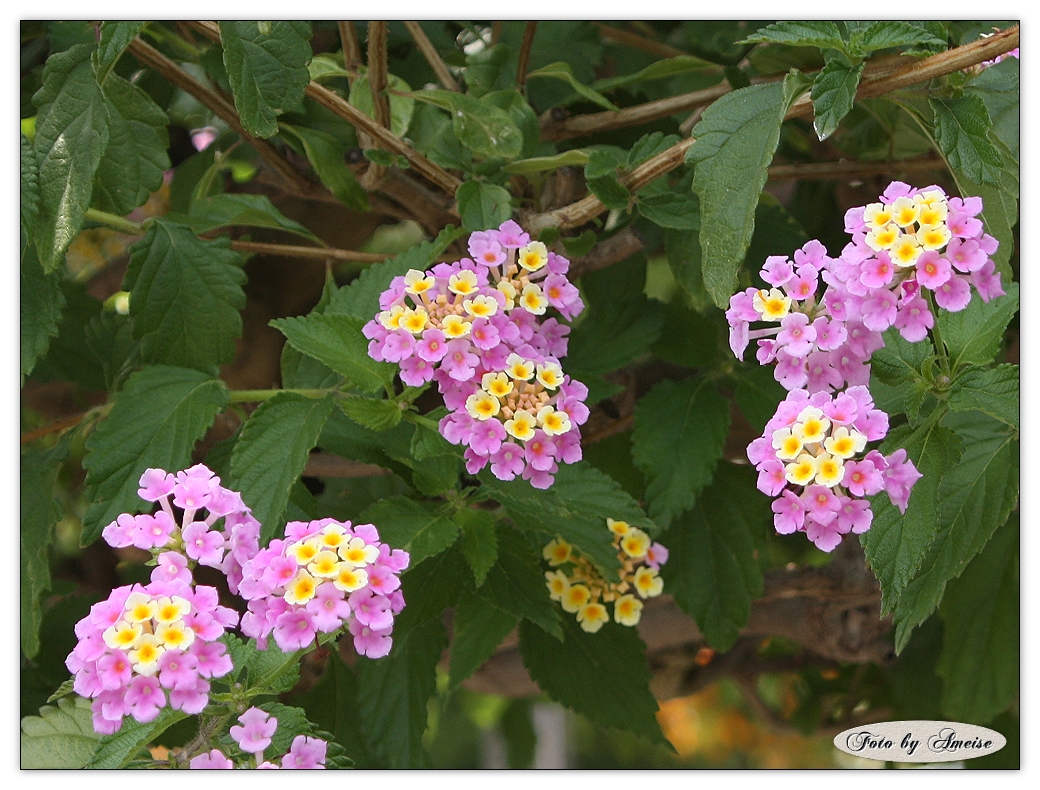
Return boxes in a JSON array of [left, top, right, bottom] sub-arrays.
[[364, 220, 589, 488], [238, 518, 409, 657], [65, 580, 238, 735], [727, 183, 1003, 394], [101, 465, 261, 595], [748, 388, 921, 552], [189, 707, 327, 769], [542, 519, 668, 633]]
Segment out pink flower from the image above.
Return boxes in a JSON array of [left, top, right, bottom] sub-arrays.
[[281, 735, 327, 769], [190, 749, 233, 769], [230, 707, 279, 754]]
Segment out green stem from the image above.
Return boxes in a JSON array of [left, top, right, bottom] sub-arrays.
[[401, 410, 440, 431], [249, 648, 309, 695], [229, 388, 332, 403], [84, 208, 145, 236], [925, 290, 951, 377]]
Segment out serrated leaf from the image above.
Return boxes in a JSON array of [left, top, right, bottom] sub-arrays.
[[359, 496, 459, 565], [229, 393, 335, 543], [687, 74, 809, 307], [632, 376, 730, 528], [637, 191, 700, 230], [93, 73, 170, 216], [937, 514, 1018, 724], [86, 708, 188, 768], [124, 221, 246, 374], [448, 588, 519, 689], [416, 90, 523, 160], [20, 244, 65, 385], [32, 43, 108, 271], [185, 193, 322, 243], [966, 56, 1019, 163], [892, 412, 1019, 651], [225, 634, 301, 694], [860, 420, 963, 615], [953, 153, 1018, 278], [456, 508, 498, 587], [847, 21, 947, 58], [743, 21, 846, 51], [871, 328, 933, 385], [518, 617, 667, 747], [279, 122, 368, 211], [938, 282, 1018, 371], [256, 702, 317, 754], [948, 365, 1018, 429], [81, 366, 230, 544], [326, 225, 465, 319], [501, 150, 590, 175], [348, 71, 414, 139], [526, 61, 619, 111], [356, 617, 446, 768], [592, 55, 715, 92], [477, 525, 562, 640], [733, 364, 786, 433], [20, 697, 101, 769], [220, 21, 312, 138], [94, 22, 147, 84], [271, 313, 394, 394], [586, 172, 631, 210], [479, 462, 656, 580], [628, 132, 682, 166], [456, 180, 513, 232], [931, 95, 1004, 186], [743, 193, 809, 272], [338, 396, 402, 432], [661, 462, 767, 650], [583, 146, 627, 179], [21, 133, 39, 241], [811, 56, 864, 140]]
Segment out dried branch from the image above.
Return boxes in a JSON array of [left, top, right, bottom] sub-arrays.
[[515, 22, 538, 91], [337, 21, 362, 84], [593, 22, 690, 59], [227, 240, 390, 263], [767, 155, 946, 183], [360, 22, 391, 190], [21, 413, 88, 445], [303, 453, 391, 478], [569, 226, 646, 278], [404, 21, 461, 92]]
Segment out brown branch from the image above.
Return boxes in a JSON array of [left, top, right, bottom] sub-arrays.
[[569, 226, 646, 279], [338, 21, 362, 83], [360, 22, 392, 190], [767, 155, 946, 183], [227, 240, 391, 263], [593, 22, 689, 59], [126, 36, 310, 194], [21, 413, 87, 445], [303, 453, 391, 478], [490, 22, 504, 46], [515, 22, 538, 92], [403, 21, 460, 91]]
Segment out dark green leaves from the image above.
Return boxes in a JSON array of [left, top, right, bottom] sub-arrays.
[[279, 122, 368, 211], [32, 43, 108, 271], [948, 365, 1018, 429], [743, 21, 846, 51], [124, 221, 246, 374], [745, 21, 945, 59], [811, 55, 864, 140], [930, 95, 1004, 186], [338, 396, 402, 432], [686, 74, 809, 306], [220, 21, 312, 138], [93, 22, 146, 84], [416, 90, 523, 160], [632, 377, 730, 528], [20, 245, 65, 385], [518, 618, 667, 747], [81, 366, 229, 544], [476, 525, 562, 639], [661, 463, 767, 650], [525, 61, 618, 111], [20, 697, 101, 769], [228, 393, 336, 543], [359, 496, 459, 565], [937, 282, 1018, 370], [456, 180, 513, 232], [185, 193, 322, 243], [456, 507, 498, 586], [448, 590, 519, 689], [86, 708, 188, 768]]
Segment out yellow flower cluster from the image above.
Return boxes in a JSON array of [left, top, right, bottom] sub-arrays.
[[862, 190, 951, 267], [773, 406, 866, 489], [465, 356, 572, 442], [102, 592, 195, 676], [281, 524, 380, 605], [542, 518, 665, 634]]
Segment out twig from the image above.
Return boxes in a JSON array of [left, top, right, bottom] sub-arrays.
[[338, 21, 362, 85], [227, 240, 390, 263], [360, 21, 391, 190], [490, 21, 504, 46], [21, 413, 88, 445], [593, 22, 689, 59], [767, 155, 946, 182], [404, 21, 460, 91], [569, 226, 645, 279], [581, 414, 633, 444], [515, 22, 538, 92], [303, 453, 391, 478], [126, 36, 309, 194]]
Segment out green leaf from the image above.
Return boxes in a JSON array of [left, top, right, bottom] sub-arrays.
[[847, 21, 948, 58], [948, 365, 1018, 429], [93, 73, 170, 216], [220, 21, 312, 138], [652, 299, 720, 370], [477, 524, 562, 640], [327, 225, 465, 319], [20, 697, 101, 769], [525, 61, 619, 111], [892, 412, 1019, 651], [592, 55, 716, 92], [931, 95, 1004, 186], [686, 74, 809, 307], [586, 172, 631, 211], [518, 617, 667, 747], [308, 53, 350, 82], [938, 282, 1018, 370], [124, 221, 246, 374], [479, 462, 656, 580], [81, 366, 230, 544], [637, 191, 700, 230], [811, 56, 864, 141], [93, 22, 147, 84], [415, 90, 523, 160], [501, 150, 590, 175], [966, 56, 1019, 162], [348, 71, 415, 139], [359, 496, 459, 565], [225, 635, 301, 694], [356, 617, 446, 768], [21, 133, 39, 242], [661, 462, 767, 650], [456, 180, 513, 232], [743, 21, 846, 51], [860, 420, 963, 615], [270, 313, 395, 394], [339, 396, 402, 432], [20, 243, 65, 386], [448, 588, 520, 689], [937, 514, 1018, 723], [32, 43, 108, 271], [86, 708, 188, 768], [407, 420, 462, 496], [733, 364, 786, 433], [229, 393, 335, 543], [632, 376, 730, 528], [279, 122, 368, 211], [185, 193, 322, 243], [257, 702, 318, 754], [953, 154, 1018, 278], [871, 328, 933, 385], [456, 507, 498, 587]]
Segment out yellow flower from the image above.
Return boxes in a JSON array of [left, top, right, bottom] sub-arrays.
[[463, 294, 499, 318], [333, 566, 369, 593], [123, 592, 157, 623], [466, 391, 501, 421], [785, 454, 818, 486], [865, 223, 900, 251], [155, 621, 195, 650], [287, 539, 322, 566], [792, 407, 830, 444], [813, 453, 845, 488], [916, 200, 948, 227], [613, 594, 644, 627], [520, 283, 548, 315], [632, 566, 664, 599], [497, 280, 517, 309], [517, 241, 549, 272], [862, 202, 893, 230], [482, 372, 514, 398], [404, 269, 435, 295], [339, 537, 379, 567], [561, 583, 591, 613], [916, 224, 951, 252], [890, 196, 920, 228], [128, 634, 165, 675], [606, 518, 631, 538], [620, 528, 651, 560], [752, 288, 791, 321], [890, 234, 923, 267], [284, 570, 318, 605], [823, 426, 866, 459], [543, 538, 573, 566], [308, 550, 341, 578], [154, 596, 191, 624], [441, 314, 472, 338], [504, 410, 537, 441], [378, 305, 406, 330], [103, 621, 143, 651], [771, 427, 803, 460], [545, 570, 570, 601], [448, 269, 479, 296], [577, 602, 610, 633], [535, 361, 564, 390], [536, 405, 571, 436], [399, 307, 429, 335], [505, 354, 535, 381]]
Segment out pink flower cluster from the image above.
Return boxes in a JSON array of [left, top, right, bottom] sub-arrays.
[[189, 707, 327, 769], [238, 518, 409, 657], [102, 464, 261, 595], [65, 579, 238, 734], [747, 387, 921, 552], [364, 220, 590, 488], [727, 183, 1003, 394]]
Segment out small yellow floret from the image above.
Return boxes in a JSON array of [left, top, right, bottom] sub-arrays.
[[891, 234, 923, 267], [785, 454, 818, 486], [814, 453, 845, 487], [577, 602, 609, 633], [771, 427, 803, 461], [505, 354, 535, 381], [287, 539, 321, 566], [824, 427, 865, 459], [517, 241, 549, 272], [319, 526, 347, 550], [284, 571, 318, 605], [606, 518, 631, 538], [441, 314, 472, 339], [400, 307, 429, 335], [890, 196, 920, 228], [561, 583, 591, 613], [466, 391, 501, 421], [862, 202, 893, 229], [482, 372, 514, 398], [103, 622, 143, 650], [505, 411, 537, 442], [917, 202, 948, 227], [865, 223, 900, 251], [916, 225, 951, 252], [124, 593, 157, 623], [463, 294, 499, 318], [404, 269, 435, 295], [545, 570, 570, 601], [154, 596, 191, 624], [308, 550, 341, 578], [333, 566, 369, 593], [497, 281, 517, 309], [752, 288, 791, 321], [633, 567, 664, 599], [128, 634, 164, 674], [155, 621, 195, 650], [536, 405, 571, 436], [535, 361, 564, 390], [448, 270, 479, 296], [378, 305, 406, 330], [339, 537, 379, 567], [520, 284, 548, 315], [620, 529, 651, 559], [543, 538, 573, 566], [613, 594, 644, 627]]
